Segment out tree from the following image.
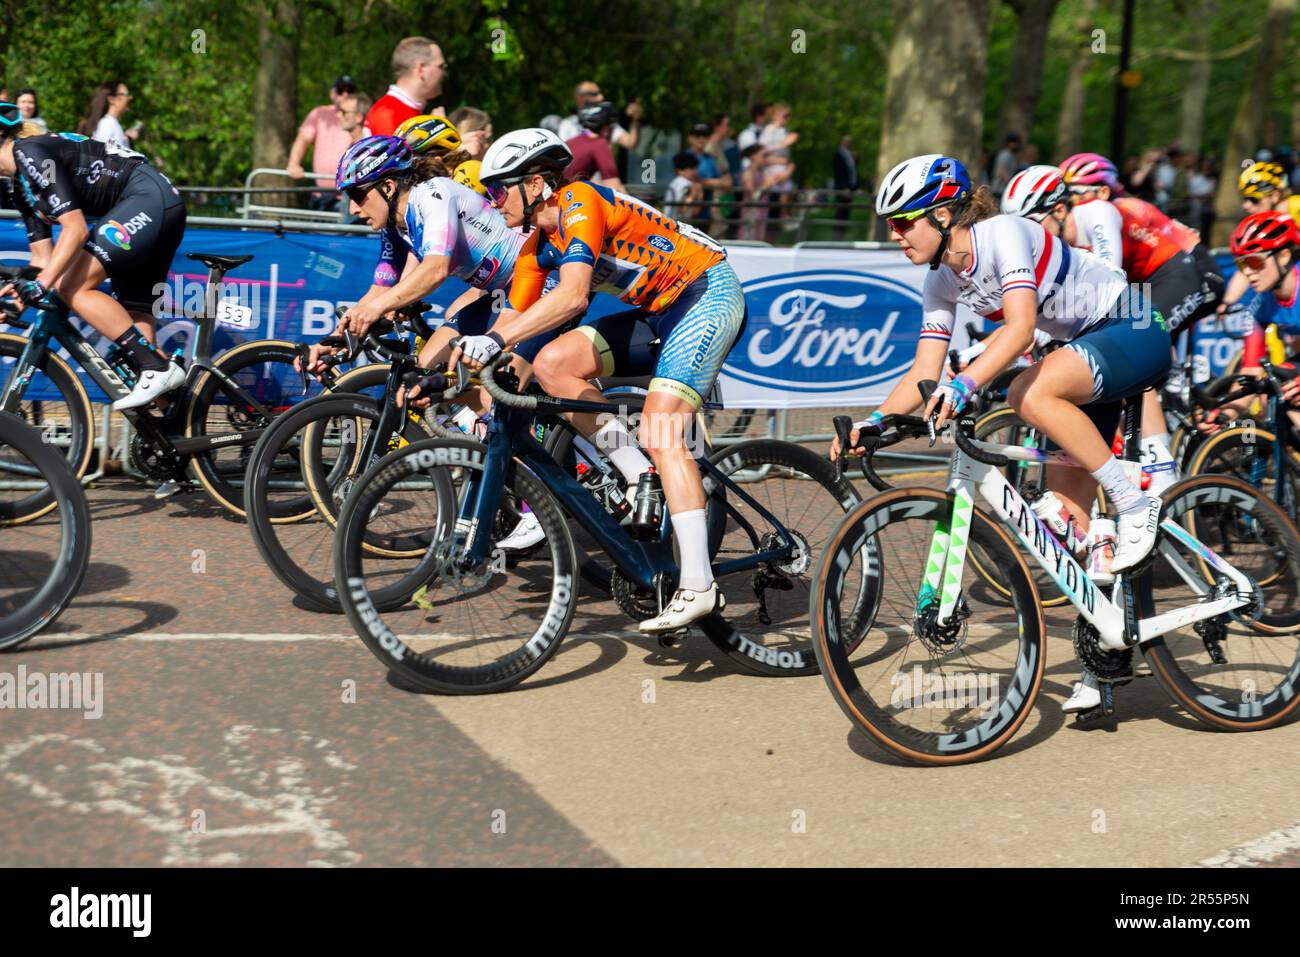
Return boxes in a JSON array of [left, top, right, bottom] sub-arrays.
[[1211, 0, 1297, 244], [1052, 0, 1099, 160], [251, 0, 301, 177], [997, 0, 1062, 142], [877, 0, 992, 188]]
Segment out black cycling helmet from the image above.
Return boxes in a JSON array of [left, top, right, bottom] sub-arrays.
[[578, 101, 618, 133]]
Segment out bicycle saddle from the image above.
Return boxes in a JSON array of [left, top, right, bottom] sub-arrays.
[[187, 252, 253, 272]]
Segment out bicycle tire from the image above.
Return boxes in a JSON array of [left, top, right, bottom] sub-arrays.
[[184, 339, 324, 519], [0, 333, 94, 523], [695, 438, 863, 677], [244, 391, 435, 612], [334, 437, 579, 694], [1136, 475, 1300, 729], [810, 487, 1046, 765], [0, 412, 91, 647]]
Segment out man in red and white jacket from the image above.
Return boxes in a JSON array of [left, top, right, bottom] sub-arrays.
[[365, 36, 447, 136]]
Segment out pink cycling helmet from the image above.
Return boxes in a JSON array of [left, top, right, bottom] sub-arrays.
[[1058, 152, 1121, 192]]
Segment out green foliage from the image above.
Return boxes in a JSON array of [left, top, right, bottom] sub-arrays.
[[0, 0, 1293, 188]]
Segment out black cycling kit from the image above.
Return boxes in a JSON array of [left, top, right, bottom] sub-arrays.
[[11, 133, 186, 311]]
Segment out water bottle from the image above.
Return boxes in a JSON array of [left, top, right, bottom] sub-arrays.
[[1087, 518, 1118, 584], [1030, 489, 1086, 556], [632, 468, 663, 536]]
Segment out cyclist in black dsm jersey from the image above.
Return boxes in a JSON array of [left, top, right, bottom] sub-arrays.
[[0, 104, 188, 409]]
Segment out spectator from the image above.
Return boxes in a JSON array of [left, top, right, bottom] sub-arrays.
[[990, 132, 1023, 197], [79, 81, 140, 149], [1165, 147, 1195, 220], [1153, 145, 1180, 210], [686, 122, 733, 226], [366, 37, 447, 135], [449, 106, 492, 159], [287, 76, 363, 194], [737, 103, 770, 152], [663, 152, 703, 220], [15, 89, 46, 134], [1189, 154, 1217, 239], [0, 89, 9, 104], [832, 134, 859, 235], [564, 101, 623, 190], [539, 114, 563, 135], [759, 102, 797, 224], [710, 113, 741, 238], [1021, 143, 1039, 166], [556, 80, 641, 150], [1127, 149, 1162, 203], [975, 148, 992, 189], [737, 144, 792, 242]]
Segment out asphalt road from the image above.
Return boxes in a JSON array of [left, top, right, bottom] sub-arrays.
[[2, 474, 1298, 868]]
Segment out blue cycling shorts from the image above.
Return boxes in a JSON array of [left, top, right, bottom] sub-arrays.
[[1047, 286, 1173, 446], [575, 261, 747, 408]]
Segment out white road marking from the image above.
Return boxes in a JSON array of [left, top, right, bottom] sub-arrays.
[[0, 726, 361, 867], [1200, 821, 1300, 867]]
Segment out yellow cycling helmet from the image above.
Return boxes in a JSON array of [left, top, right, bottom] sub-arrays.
[[1238, 161, 1287, 200], [396, 114, 462, 155], [453, 160, 486, 196]]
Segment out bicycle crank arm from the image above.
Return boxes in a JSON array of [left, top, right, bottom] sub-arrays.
[[169, 429, 265, 456]]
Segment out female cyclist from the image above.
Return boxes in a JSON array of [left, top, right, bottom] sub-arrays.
[[834, 155, 1172, 708], [1001, 159, 1217, 492], [460, 128, 748, 633], [0, 103, 186, 409], [1204, 212, 1300, 425]]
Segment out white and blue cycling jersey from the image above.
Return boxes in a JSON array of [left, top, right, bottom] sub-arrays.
[[372, 178, 524, 294]]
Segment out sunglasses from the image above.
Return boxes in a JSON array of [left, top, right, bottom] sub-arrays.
[[1235, 254, 1271, 272], [345, 184, 373, 205], [484, 182, 512, 206], [886, 208, 929, 234]]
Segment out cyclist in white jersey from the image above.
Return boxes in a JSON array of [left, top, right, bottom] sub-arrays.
[[835, 156, 1171, 589], [301, 135, 563, 379], [834, 156, 1173, 715]]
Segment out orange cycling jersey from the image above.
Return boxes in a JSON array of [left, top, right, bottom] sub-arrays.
[[507, 180, 726, 315]]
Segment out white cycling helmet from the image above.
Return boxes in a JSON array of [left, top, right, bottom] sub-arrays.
[[1002, 165, 1069, 220], [479, 128, 573, 185], [479, 128, 574, 233]]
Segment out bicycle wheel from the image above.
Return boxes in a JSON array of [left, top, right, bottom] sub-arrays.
[[694, 439, 864, 677], [970, 404, 1070, 609], [1184, 423, 1299, 524], [335, 437, 579, 693], [244, 391, 433, 612], [184, 339, 329, 518], [810, 487, 1046, 765], [1136, 475, 1300, 729], [0, 412, 91, 647], [0, 333, 94, 523]]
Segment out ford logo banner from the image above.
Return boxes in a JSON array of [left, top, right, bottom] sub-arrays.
[[723, 269, 924, 399]]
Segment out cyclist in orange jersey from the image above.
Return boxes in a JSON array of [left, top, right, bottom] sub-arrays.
[[450, 129, 749, 632]]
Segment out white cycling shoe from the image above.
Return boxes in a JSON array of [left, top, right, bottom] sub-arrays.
[[496, 513, 545, 551], [113, 363, 185, 411], [638, 583, 726, 634], [1111, 496, 1162, 574], [1063, 672, 1102, 714]]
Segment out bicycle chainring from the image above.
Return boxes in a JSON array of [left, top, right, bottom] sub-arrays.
[[610, 569, 661, 621], [129, 433, 184, 482], [1072, 616, 1134, 684]]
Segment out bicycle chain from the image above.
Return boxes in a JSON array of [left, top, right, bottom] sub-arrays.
[[1072, 617, 1134, 684]]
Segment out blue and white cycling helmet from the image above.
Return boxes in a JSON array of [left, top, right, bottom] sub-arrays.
[[876, 154, 972, 269]]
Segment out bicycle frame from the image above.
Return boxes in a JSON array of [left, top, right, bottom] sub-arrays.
[[925, 435, 1255, 650], [456, 399, 796, 594], [0, 299, 297, 459]]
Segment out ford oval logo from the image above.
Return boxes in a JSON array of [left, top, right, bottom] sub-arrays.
[[647, 234, 674, 253], [724, 270, 922, 391]]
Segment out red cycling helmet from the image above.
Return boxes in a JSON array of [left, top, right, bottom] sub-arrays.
[[1230, 211, 1299, 257]]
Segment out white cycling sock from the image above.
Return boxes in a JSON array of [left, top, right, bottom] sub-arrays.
[[674, 509, 714, 592], [1141, 432, 1174, 465], [1092, 456, 1146, 515], [594, 418, 652, 485]]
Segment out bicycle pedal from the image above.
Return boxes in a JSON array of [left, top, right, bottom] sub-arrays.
[[656, 628, 690, 648]]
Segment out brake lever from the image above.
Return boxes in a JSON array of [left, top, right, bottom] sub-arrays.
[[917, 380, 939, 446]]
